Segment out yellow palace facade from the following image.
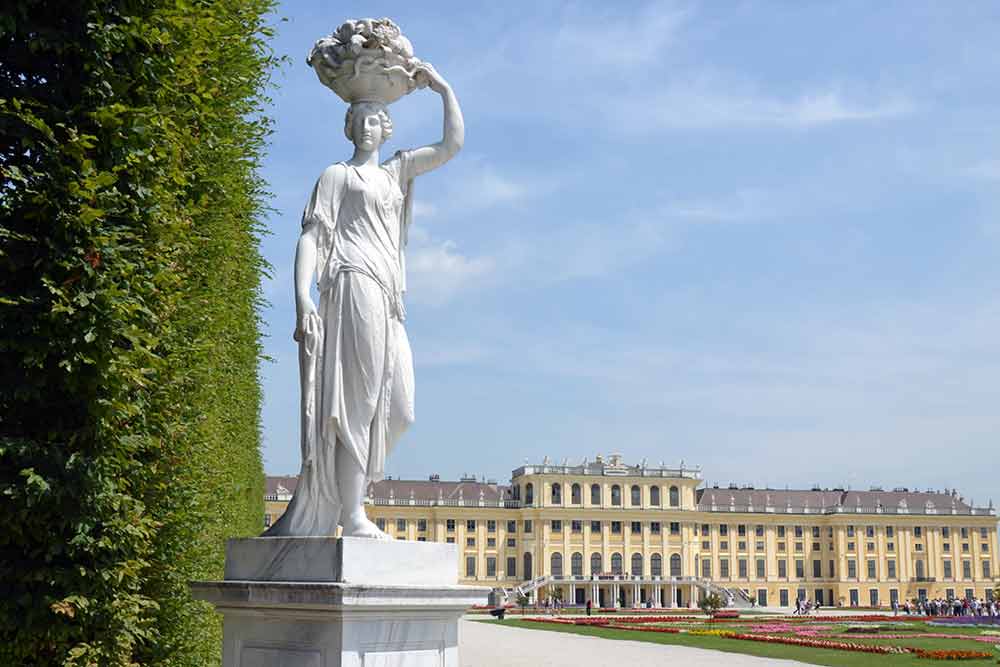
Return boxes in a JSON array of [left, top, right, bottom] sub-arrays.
[[265, 454, 999, 609]]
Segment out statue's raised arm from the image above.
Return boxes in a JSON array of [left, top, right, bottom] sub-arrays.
[[406, 62, 464, 177]]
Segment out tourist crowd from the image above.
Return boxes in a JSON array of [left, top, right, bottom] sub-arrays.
[[896, 597, 999, 617]]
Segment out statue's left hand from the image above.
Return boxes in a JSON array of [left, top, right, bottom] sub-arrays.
[[415, 62, 449, 94]]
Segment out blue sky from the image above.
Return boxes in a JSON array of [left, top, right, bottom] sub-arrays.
[[258, 1, 1000, 509]]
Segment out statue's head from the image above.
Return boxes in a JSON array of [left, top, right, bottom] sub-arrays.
[[344, 101, 393, 150]]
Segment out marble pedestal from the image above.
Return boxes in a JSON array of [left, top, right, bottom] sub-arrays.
[[191, 537, 488, 667]]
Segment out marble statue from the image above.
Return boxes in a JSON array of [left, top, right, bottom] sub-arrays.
[[265, 18, 463, 538]]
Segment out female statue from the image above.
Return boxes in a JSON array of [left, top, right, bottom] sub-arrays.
[[264, 49, 463, 538]]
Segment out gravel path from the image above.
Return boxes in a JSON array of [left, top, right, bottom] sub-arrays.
[[459, 619, 812, 666]]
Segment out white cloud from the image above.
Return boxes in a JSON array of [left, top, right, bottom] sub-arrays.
[[405, 226, 495, 306], [665, 188, 779, 223], [634, 82, 913, 130]]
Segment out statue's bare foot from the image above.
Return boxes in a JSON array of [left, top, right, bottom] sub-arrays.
[[342, 515, 392, 540]]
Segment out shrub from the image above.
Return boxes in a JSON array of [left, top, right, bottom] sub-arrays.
[[0, 1, 276, 665]]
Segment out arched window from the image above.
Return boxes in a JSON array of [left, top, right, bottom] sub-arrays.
[[524, 552, 533, 580], [611, 485, 622, 506], [631, 485, 641, 506], [571, 552, 583, 576], [525, 483, 534, 505], [571, 483, 582, 504], [631, 553, 643, 577], [670, 553, 682, 577], [651, 553, 663, 577], [611, 552, 623, 574], [550, 552, 563, 577], [551, 483, 561, 505], [669, 485, 680, 507], [590, 552, 602, 575], [650, 486, 661, 506], [590, 484, 601, 505]]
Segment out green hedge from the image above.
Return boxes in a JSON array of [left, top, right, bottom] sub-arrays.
[[0, 2, 276, 665]]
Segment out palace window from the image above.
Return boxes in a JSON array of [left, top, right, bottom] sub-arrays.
[[915, 560, 925, 579], [720, 541, 728, 550], [755, 525, 765, 537], [611, 553, 623, 574], [630, 485, 641, 506], [571, 552, 583, 576], [795, 526, 803, 538], [551, 520, 562, 532], [466, 538, 475, 547], [702, 541, 710, 550], [611, 521, 622, 534], [551, 483, 562, 504], [486, 557, 496, 577], [507, 556, 516, 578], [777, 526, 786, 538], [961, 527, 969, 539], [446, 537, 455, 544], [944, 560, 953, 579], [591, 520, 601, 533], [591, 552, 602, 575], [720, 525, 729, 537], [524, 520, 532, 533], [847, 559, 857, 578], [887, 559, 896, 578], [701, 558, 711, 578], [848, 542, 855, 551], [738, 525, 747, 537], [812, 527, 820, 538], [963, 560, 972, 579], [631, 521, 642, 534], [650, 486, 661, 506], [651, 553, 663, 577], [886, 526, 894, 538], [523, 552, 533, 579], [397, 519, 406, 532], [650, 521, 661, 534], [983, 560, 991, 578], [738, 541, 747, 551], [376, 518, 386, 531], [507, 520, 516, 533], [795, 560, 804, 578], [778, 559, 787, 578], [944, 542, 951, 552], [829, 559, 835, 578], [525, 483, 533, 505], [866, 526, 875, 538], [701, 523, 710, 535], [867, 559, 876, 579], [506, 538, 516, 548], [611, 485, 622, 506], [670, 522, 680, 535], [812, 542, 820, 551], [720, 558, 730, 578], [466, 556, 476, 577], [981, 527, 989, 539], [418, 519, 427, 532], [669, 485, 680, 507], [487, 538, 496, 547], [866, 542, 875, 551], [795, 542, 803, 552], [756, 558, 765, 578], [571, 483, 581, 505], [813, 560, 821, 578], [738, 558, 748, 579], [550, 552, 563, 576], [417, 537, 426, 542], [466, 519, 476, 531], [631, 553, 643, 576], [591, 484, 601, 505], [962, 543, 970, 553], [778, 541, 786, 551], [915, 543, 924, 551], [487, 520, 496, 532], [847, 525, 855, 538], [914, 526, 923, 537], [670, 553, 682, 577], [571, 520, 582, 533], [447, 519, 455, 532], [756, 541, 765, 551]]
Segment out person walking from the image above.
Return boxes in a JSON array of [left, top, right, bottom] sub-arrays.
[[586, 599, 592, 616]]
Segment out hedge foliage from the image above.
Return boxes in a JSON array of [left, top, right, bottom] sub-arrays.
[[0, 1, 276, 664]]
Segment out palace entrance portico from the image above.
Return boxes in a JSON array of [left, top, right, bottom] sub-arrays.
[[521, 574, 710, 609]]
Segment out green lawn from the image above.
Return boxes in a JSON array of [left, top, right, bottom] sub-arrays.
[[480, 618, 999, 666]]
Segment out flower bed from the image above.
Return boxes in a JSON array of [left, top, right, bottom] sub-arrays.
[[695, 630, 910, 655], [605, 623, 681, 634], [929, 617, 1000, 627], [912, 648, 993, 660]]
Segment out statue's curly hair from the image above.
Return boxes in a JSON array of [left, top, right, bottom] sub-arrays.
[[344, 101, 393, 145]]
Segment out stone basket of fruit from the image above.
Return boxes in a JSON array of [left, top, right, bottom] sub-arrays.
[[308, 18, 426, 106]]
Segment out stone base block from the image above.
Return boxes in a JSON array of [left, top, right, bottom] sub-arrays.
[[192, 537, 489, 667]]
